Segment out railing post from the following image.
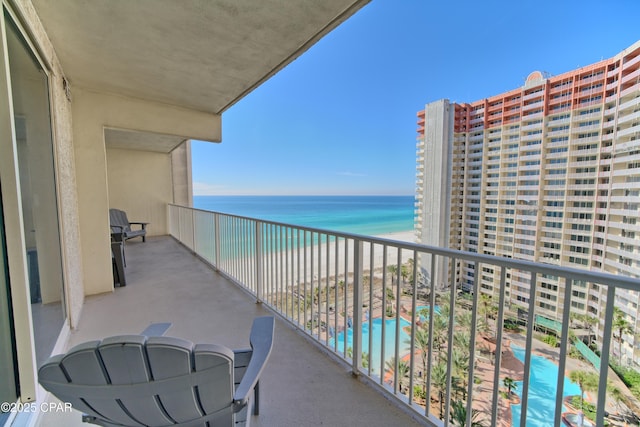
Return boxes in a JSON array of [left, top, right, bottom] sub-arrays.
[[191, 209, 196, 252], [177, 206, 183, 242], [596, 286, 616, 426], [444, 255, 458, 424], [490, 266, 508, 427], [352, 238, 363, 375], [214, 213, 220, 270], [255, 221, 263, 303], [554, 278, 574, 427], [466, 261, 480, 425]]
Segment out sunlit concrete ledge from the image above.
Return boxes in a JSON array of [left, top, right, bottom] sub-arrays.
[[36, 236, 425, 427]]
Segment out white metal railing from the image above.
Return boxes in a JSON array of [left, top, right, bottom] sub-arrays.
[[168, 204, 640, 427]]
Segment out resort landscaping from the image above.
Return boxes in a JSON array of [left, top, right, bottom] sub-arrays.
[[268, 255, 640, 426]]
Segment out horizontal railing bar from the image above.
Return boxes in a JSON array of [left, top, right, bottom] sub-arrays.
[[169, 204, 639, 291]]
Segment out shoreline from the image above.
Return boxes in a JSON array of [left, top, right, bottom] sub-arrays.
[[289, 229, 416, 282], [241, 228, 417, 285], [373, 229, 415, 243]]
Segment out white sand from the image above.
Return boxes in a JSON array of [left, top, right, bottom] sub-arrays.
[[372, 230, 416, 243], [259, 229, 418, 285]]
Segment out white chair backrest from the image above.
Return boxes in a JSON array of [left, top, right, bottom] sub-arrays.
[[39, 336, 236, 426]]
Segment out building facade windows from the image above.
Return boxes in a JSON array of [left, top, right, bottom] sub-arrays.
[[416, 42, 640, 367]]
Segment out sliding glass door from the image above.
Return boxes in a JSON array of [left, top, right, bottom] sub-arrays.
[[0, 185, 17, 415], [0, 2, 71, 412], [5, 10, 66, 366]]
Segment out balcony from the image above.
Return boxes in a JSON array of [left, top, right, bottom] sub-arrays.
[[623, 53, 640, 70], [619, 95, 640, 112], [108, 205, 640, 426], [41, 234, 422, 427], [8, 3, 636, 427], [0, 3, 404, 427]]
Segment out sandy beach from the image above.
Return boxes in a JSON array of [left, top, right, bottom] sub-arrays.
[[374, 230, 416, 242], [257, 229, 418, 285]]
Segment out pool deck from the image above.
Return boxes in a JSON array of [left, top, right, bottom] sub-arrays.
[[391, 293, 603, 426]]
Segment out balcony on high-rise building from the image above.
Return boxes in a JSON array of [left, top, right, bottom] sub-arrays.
[[2, 2, 640, 426]]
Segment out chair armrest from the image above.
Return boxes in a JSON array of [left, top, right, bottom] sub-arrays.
[[110, 229, 125, 242], [128, 222, 148, 230], [233, 317, 274, 411], [140, 322, 172, 336]]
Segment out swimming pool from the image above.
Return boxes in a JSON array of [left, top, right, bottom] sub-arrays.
[[333, 317, 412, 375], [333, 307, 441, 375], [335, 315, 582, 424], [416, 305, 441, 321], [511, 345, 581, 426]]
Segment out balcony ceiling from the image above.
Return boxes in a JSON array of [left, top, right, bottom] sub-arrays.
[[31, 0, 369, 117]]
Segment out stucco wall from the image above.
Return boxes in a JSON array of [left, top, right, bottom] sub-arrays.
[[171, 141, 193, 207], [107, 148, 172, 236], [13, 0, 85, 326], [70, 89, 113, 297], [2, 0, 85, 404], [72, 88, 220, 297]]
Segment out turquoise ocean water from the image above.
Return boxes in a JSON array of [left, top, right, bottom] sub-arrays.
[[193, 195, 414, 235]]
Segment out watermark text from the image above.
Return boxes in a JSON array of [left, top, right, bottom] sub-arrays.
[[1, 401, 73, 413]]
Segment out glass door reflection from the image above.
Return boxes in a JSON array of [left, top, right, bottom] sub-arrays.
[[5, 12, 66, 366]]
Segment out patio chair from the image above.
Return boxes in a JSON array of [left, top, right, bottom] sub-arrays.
[[109, 208, 148, 242], [38, 316, 275, 427]]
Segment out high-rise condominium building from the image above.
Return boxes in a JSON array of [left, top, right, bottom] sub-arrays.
[[415, 40, 640, 367]]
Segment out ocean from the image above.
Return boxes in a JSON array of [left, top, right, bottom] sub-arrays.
[[193, 195, 414, 236]]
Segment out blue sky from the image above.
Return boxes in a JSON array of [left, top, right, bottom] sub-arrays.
[[192, 0, 640, 196]]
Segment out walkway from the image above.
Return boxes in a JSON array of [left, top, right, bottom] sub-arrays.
[[37, 236, 425, 427]]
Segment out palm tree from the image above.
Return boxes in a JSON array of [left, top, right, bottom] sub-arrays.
[[456, 311, 473, 330], [405, 326, 430, 394], [439, 293, 451, 319], [407, 258, 415, 283], [451, 347, 470, 399], [477, 314, 491, 335], [385, 286, 395, 301], [399, 264, 408, 284], [453, 330, 471, 352], [479, 294, 497, 331], [569, 370, 598, 408], [385, 357, 410, 394], [416, 306, 431, 322], [503, 376, 517, 396], [450, 400, 486, 427], [387, 264, 398, 287], [613, 307, 633, 365], [432, 313, 449, 357], [432, 360, 448, 419]]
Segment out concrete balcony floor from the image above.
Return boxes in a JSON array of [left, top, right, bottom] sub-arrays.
[[40, 236, 424, 427]]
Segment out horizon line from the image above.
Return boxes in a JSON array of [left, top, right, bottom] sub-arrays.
[[193, 193, 415, 197]]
